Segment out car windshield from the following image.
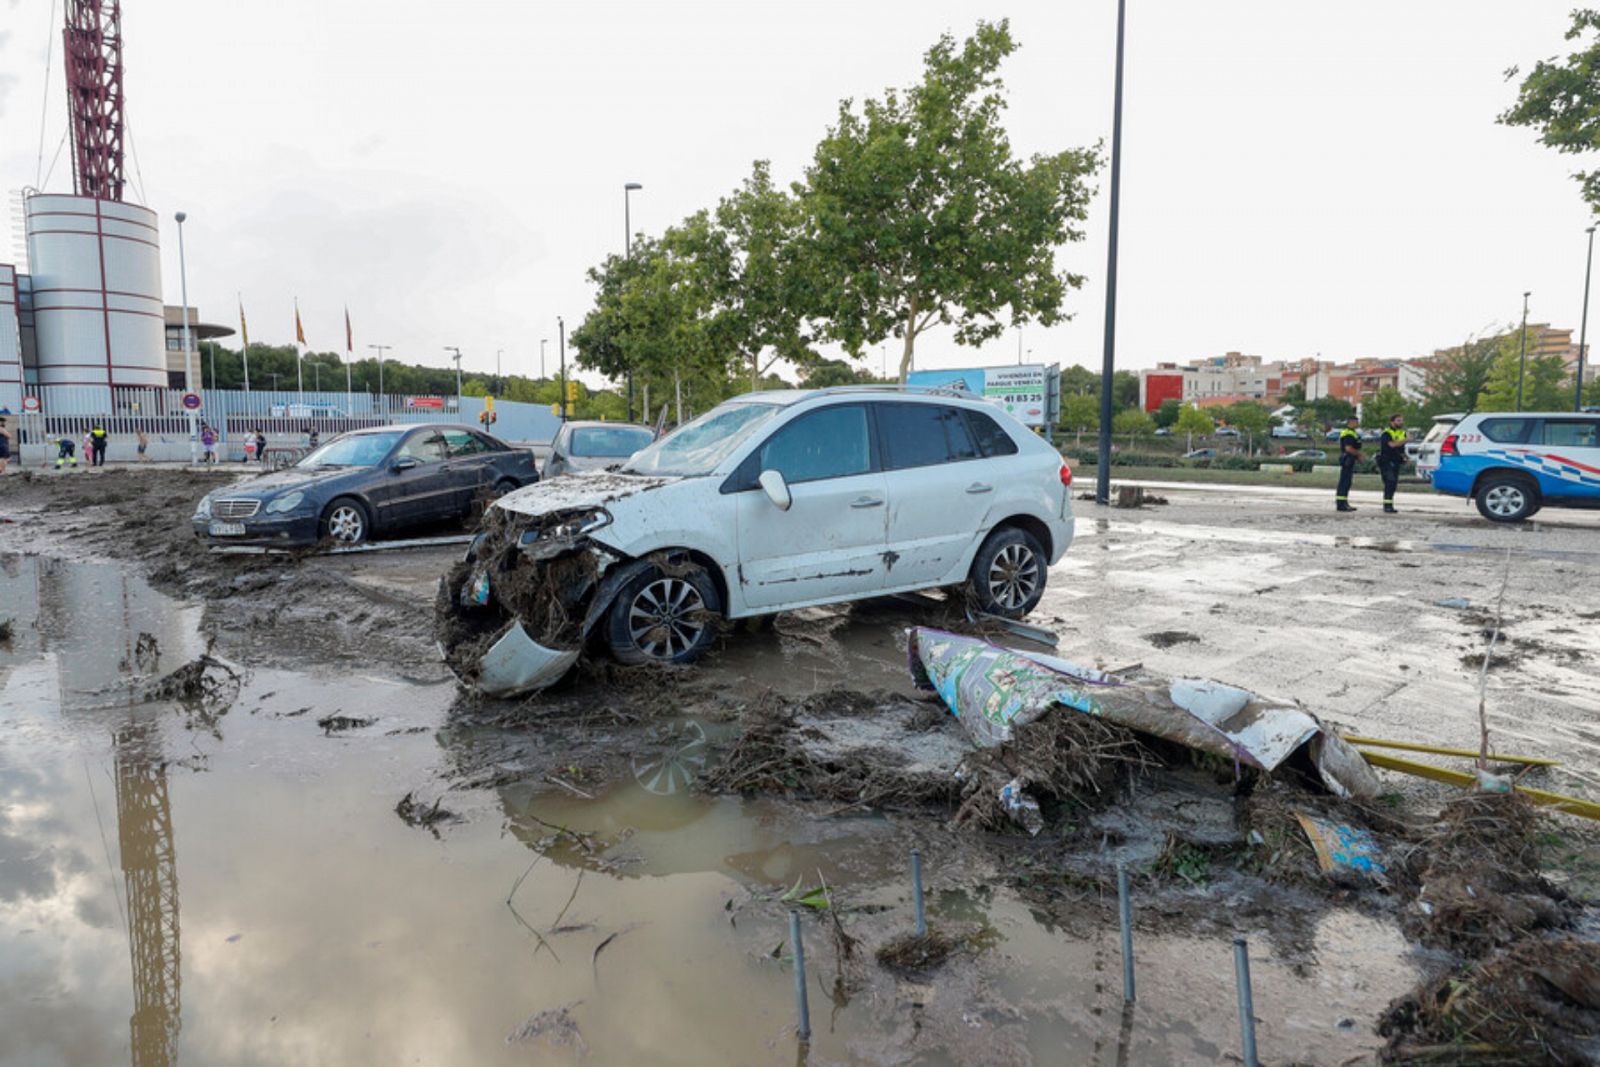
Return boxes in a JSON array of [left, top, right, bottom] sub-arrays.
[[298, 431, 403, 468], [622, 401, 782, 476], [569, 426, 655, 458]]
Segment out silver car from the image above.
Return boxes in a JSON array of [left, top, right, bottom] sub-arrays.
[[542, 421, 656, 478]]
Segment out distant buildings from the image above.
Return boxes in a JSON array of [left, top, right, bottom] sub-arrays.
[[1136, 325, 1594, 415]]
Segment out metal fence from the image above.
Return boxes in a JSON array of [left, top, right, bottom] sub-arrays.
[[4, 386, 564, 464]]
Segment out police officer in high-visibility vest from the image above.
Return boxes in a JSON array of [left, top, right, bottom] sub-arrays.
[[1376, 413, 1407, 514], [89, 422, 108, 467], [1335, 416, 1362, 513]]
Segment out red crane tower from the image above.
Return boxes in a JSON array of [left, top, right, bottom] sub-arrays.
[[62, 0, 127, 201]]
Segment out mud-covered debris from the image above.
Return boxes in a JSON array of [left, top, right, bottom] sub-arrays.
[[134, 632, 159, 673], [1400, 794, 1572, 955], [1145, 630, 1200, 648], [318, 713, 376, 734], [506, 1001, 587, 1054], [875, 929, 964, 975], [435, 505, 607, 686], [141, 653, 241, 706], [0, 618, 13, 644], [701, 690, 966, 808], [395, 790, 457, 830], [1379, 937, 1600, 1066]]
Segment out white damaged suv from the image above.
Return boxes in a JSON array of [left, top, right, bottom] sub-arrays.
[[437, 387, 1075, 695]]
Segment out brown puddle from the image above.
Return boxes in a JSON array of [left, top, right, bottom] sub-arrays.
[[0, 554, 1431, 1066]]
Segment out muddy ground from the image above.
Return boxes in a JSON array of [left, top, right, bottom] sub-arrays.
[[3, 468, 1599, 1065]]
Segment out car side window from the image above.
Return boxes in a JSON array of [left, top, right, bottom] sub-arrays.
[[1478, 418, 1535, 444], [756, 405, 871, 484], [471, 432, 504, 452], [878, 403, 978, 469], [398, 432, 447, 464], [964, 410, 1019, 458], [1539, 419, 1600, 448], [442, 430, 486, 457]]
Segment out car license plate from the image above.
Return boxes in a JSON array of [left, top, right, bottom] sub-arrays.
[[208, 521, 246, 536]]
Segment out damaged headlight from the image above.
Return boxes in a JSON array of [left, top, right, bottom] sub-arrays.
[[193, 496, 212, 520], [265, 490, 306, 514], [532, 509, 612, 544]]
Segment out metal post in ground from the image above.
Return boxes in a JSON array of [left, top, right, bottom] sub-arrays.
[[911, 849, 926, 936], [1117, 863, 1135, 1004], [788, 909, 811, 1042], [1233, 938, 1258, 1067]]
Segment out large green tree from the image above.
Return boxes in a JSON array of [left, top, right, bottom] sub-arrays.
[[1112, 408, 1155, 449], [1477, 331, 1571, 411], [1501, 9, 1600, 212], [800, 20, 1099, 382], [1060, 392, 1100, 444], [1154, 398, 1182, 429], [1360, 386, 1416, 428], [1174, 405, 1214, 452], [1421, 334, 1504, 414], [1219, 400, 1271, 454]]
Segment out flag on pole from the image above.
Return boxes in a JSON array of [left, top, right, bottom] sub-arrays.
[[295, 300, 307, 346], [344, 306, 353, 353], [239, 298, 250, 349]]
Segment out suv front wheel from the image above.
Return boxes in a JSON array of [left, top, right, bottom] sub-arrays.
[[968, 527, 1047, 618], [1475, 474, 1541, 523], [605, 561, 723, 665]]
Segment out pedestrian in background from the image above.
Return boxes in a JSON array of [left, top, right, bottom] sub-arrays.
[[307, 425, 320, 450], [0, 417, 12, 475], [200, 424, 219, 464], [1377, 412, 1408, 514], [243, 431, 257, 463], [1336, 416, 1362, 513], [256, 429, 269, 465], [82, 429, 93, 464], [89, 422, 108, 467], [137, 429, 149, 461], [56, 435, 77, 469]]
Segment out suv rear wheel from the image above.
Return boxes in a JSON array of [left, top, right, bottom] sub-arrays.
[[1475, 474, 1541, 523], [968, 527, 1047, 618], [605, 561, 723, 665]]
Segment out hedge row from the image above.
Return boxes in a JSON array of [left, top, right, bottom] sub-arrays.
[[1059, 445, 1395, 476]]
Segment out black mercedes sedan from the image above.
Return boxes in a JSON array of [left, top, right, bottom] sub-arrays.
[[191, 424, 538, 546]]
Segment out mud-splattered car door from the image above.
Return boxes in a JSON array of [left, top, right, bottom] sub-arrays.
[[733, 403, 890, 610]]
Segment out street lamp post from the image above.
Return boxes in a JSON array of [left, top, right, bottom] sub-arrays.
[[444, 346, 463, 414], [368, 344, 391, 412], [558, 317, 568, 422], [540, 338, 548, 381], [1095, 0, 1128, 505], [495, 348, 503, 396], [1579, 228, 1596, 411], [1516, 291, 1531, 412], [174, 211, 198, 464], [625, 182, 642, 420]]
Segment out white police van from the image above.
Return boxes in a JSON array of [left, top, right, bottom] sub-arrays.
[[1430, 411, 1600, 522]]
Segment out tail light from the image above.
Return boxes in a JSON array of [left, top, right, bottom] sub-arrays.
[[1440, 434, 1459, 457], [1059, 462, 1073, 487]]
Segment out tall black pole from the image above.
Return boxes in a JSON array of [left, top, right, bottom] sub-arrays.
[[1095, 0, 1127, 505], [558, 316, 568, 422], [1579, 227, 1595, 411], [625, 183, 642, 421], [1516, 291, 1530, 412]]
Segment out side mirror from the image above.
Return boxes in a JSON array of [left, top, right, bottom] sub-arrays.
[[392, 456, 419, 472], [758, 469, 792, 511]]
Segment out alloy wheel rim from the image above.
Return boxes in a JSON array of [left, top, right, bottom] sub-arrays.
[[1485, 486, 1523, 517], [629, 578, 707, 660], [987, 543, 1039, 611], [329, 506, 363, 542]]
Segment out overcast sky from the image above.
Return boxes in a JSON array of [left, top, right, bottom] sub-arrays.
[[0, 1, 1592, 384]]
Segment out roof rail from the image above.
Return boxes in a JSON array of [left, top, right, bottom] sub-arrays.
[[799, 383, 986, 399]]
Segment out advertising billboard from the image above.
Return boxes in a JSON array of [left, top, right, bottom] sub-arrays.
[[906, 363, 1059, 428]]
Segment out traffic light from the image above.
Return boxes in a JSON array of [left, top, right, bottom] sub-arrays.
[[566, 380, 579, 403]]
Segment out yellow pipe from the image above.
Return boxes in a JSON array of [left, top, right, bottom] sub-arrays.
[[1342, 735, 1560, 767], [1357, 750, 1600, 821]]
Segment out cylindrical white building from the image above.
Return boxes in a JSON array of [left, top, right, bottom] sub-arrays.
[[24, 193, 166, 389]]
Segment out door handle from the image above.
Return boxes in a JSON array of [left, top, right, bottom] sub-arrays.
[[966, 483, 993, 494], [850, 496, 885, 508]]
